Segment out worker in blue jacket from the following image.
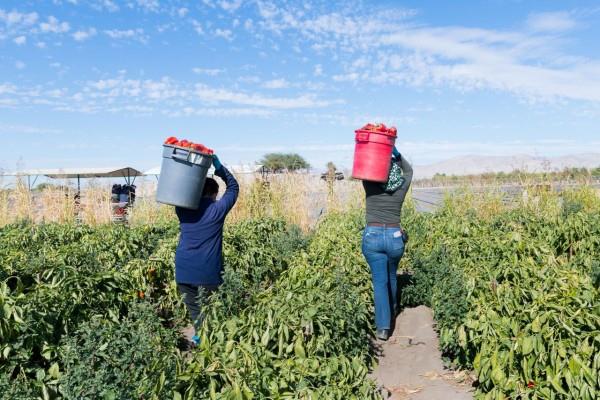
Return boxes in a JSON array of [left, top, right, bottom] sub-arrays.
[[175, 155, 239, 345]]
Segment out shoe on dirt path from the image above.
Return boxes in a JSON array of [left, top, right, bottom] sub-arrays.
[[376, 329, 390, 341]]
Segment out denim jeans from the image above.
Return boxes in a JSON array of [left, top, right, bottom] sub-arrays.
[[361, 226, 405, 330]]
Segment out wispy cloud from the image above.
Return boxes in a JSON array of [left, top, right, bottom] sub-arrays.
[[92, 0, 119, 12], [253, 2, 600, 103], [39, 16, 70, 33], [104, 28, 147, 42], [0, 75, 339, 114], [0, 123, 62, 135], [0, 9, 38, 27], [219, 0, 243, 12], [262, 78, 289, 89], [214, 28, 233, 40], [192, 67, 225, 76], [132, 0, 160, 13], [527, 11, 576, 32], [72, 27, 96, 41], [194, 84, 336, 108]]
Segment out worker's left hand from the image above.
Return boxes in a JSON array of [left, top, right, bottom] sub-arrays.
[[392, 146, 401, 159], [212, 154, 223, 170]]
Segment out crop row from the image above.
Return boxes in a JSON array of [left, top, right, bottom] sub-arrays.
[[1, 213, 381, 399], [400, 188, 600, 399]]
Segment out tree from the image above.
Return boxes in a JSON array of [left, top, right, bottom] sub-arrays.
[[260, 153, 310, 172]]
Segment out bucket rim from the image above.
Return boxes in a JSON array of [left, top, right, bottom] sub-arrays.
[[354, 128, 397, 138], [163, 143, 214, 156]]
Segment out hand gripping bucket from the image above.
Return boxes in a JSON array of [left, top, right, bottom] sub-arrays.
[[351, 129, 397, 182], [156, 144, 213, 209]]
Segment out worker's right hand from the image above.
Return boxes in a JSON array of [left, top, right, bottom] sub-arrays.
[[212, 154, 223, 170]]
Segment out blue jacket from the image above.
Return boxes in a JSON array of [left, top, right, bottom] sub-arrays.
[[174, 166, 239, 285]]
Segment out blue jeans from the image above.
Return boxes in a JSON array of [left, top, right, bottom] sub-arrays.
[[361, 226, 405, 330]]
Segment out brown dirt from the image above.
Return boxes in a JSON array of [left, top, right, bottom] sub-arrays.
[[371, 305, 475, 400]]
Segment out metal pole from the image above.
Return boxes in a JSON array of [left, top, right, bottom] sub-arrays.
[[77, 175, 80, 194]]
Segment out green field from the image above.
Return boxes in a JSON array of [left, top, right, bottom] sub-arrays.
[[1, 188, 598, 399]]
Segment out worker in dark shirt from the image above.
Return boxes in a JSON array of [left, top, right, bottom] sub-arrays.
[[175, 155, 239, 345], [362, 146, 413, 341]]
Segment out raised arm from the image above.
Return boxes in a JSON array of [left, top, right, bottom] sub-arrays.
[[393, 146, 413, 189], [399, 155, 413, 189], [212, 155, 239, 216]]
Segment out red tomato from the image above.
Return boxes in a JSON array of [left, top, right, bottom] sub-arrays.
[[179, 140, 191, 148], [164, 136, 178, 145]]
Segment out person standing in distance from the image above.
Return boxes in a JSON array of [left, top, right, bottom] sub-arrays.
[[174, 154, 239, 346], [362, 146, 413, 341]]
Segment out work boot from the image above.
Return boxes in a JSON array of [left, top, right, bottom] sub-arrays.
[[376, 329, 390, 341]]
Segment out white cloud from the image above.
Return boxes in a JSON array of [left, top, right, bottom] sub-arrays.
[[252, 3, 600, 103], [40, 16, 70, 33], [192, 67, 224, 76], [13, 35, 26, 45], [332, 72, 359, 82], [0, 74, 336, 115], [527, 11, 576, 32], [0, 83, 17, 95], [191, 20, 204, 35], [262, 78, 289, 89], [134, 0, 160, 13], [36, 41, 46, 48], [194, 84, 334, 108], [0, 123, 62, 135], [104, 28, 146, 42], [177, 7, 188, 17], [93, 0, 119, 12], [72, 28, 97, 41], [219, 0, 243, 12], [0, 9, 38, 26], [314, 64, 323, 76], [167, 107, 274, 118], [214, 28, 233, 40], [15, 61, 25, 69]]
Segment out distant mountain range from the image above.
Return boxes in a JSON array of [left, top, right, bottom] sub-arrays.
[[414, 153, 600, 179]]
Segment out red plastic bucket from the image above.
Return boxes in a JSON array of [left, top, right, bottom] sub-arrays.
[[352, 129, 397, 182]]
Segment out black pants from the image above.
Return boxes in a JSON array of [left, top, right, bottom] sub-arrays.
[[177, 283, 219, 329]]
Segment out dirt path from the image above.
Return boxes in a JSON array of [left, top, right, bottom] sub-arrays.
[[371, 305, 474, 400]]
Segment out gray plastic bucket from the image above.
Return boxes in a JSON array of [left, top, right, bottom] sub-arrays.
[[155, 145, 212, 209]]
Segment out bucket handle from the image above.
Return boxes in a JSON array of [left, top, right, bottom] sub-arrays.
[[171, 148, 191, 162], [355, 131, 370, 142]]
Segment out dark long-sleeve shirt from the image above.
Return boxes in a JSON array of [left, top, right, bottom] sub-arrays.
[[363, 155, 413, 224], [174, 165, 239, 285]]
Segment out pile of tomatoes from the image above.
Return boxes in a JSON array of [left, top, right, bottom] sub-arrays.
[[164, 136, 214, 155], [358, 123, 397, 136]]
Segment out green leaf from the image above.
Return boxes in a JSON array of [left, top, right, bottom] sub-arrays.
[[48, 363, 60, 379], [522, 336, 534, 355]]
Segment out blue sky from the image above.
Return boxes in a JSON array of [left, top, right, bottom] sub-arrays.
[[1, 0, 599, 173]]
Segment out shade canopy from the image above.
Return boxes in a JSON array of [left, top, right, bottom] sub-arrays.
[[1, 167, 144, 179]]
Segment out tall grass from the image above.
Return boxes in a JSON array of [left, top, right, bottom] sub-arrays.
[[0, 173, 363, 229], [227, 174, 362, 230], [3, 171, 593, 228]]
